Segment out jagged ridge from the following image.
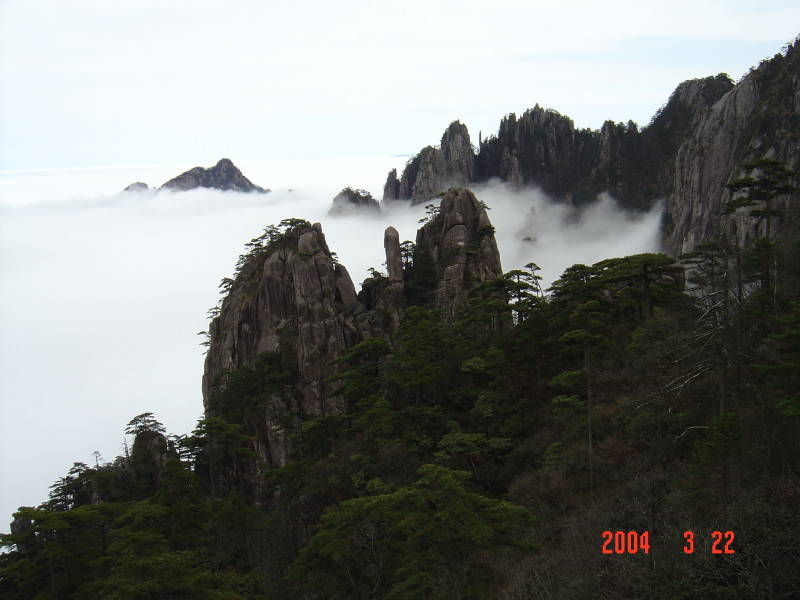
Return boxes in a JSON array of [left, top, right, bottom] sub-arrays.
[[202, 188, 502, 502]]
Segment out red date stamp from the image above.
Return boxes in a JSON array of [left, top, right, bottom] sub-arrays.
[[601, 531, 650, 554], [601, 530, 735, 554], [683, 530, 735, 554]]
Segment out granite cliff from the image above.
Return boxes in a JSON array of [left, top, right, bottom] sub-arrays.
[[202, 188, 501, 501], [664, 41, 800, 256]]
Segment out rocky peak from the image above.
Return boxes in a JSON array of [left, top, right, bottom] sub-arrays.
[[160, 158, 269, 193], [382, 168, 401, 202], [202, 190, 505, 499], [440, 120, 475, 183], [668, 73, 734, 115], [389, 121, 477, 204], [202, 221, 380, 497], [329, 187, 380, 215], [397, 145, 440, 202], [393, 67, 737, 216], [130, 430, 174, 490], [413, 188, 503, 319], [378, 226, 405, 331]]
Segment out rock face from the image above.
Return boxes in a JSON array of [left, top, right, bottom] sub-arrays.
[[412, 188, 503, 318], [329, 187, 380, 215], [123, 182, 149, 192], [202, 220, 406, 498], [382, 168, 401, 202], [378, 226, 405, 332], [203, 222, 365, 485], [663, 43, 800, 256], [160, 158, 269, 193], [202, 189, 504, 501], [393, 121, 476, 204], [130, 430, 175, 490]]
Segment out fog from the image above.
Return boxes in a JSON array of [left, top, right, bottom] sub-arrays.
[[0, 160, 662, 526], [473, 180, 664, 286]]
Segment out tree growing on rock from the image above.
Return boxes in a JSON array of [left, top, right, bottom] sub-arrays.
[[125, 412, 166, 436]]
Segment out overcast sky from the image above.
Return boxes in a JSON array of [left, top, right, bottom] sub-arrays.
[[1, 0, 799, 170]]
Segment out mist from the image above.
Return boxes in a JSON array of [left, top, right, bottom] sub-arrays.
[[472, 180, 665, 287], [0, 162, 663, 527]]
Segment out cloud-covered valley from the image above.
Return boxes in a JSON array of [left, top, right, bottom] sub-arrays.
[[0, 160, 663, 524]]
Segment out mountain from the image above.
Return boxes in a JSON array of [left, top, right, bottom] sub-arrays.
[[5, 181, 800, 597], [384, 77, 732, 211], [328, 187, 380, 215], [201, 189, 503, 502], [383, 121, 475, 203], [385, 38, 800, 257], [3, 40, 800, 600], [160, 158, 269, 193]]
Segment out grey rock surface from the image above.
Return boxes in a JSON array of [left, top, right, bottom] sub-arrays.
[[414, 188, 503, 319], [202, 222, 379, 498], [392, 121, 476, 204], [382, 168, 401, 202], [131, 430, 174, 489], [663, 45, 800, 256]]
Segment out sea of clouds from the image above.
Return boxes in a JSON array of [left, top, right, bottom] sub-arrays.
[[0, 158, 662, 526]]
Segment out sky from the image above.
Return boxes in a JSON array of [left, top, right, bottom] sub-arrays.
[[1, 1, 799, 169], [0, 0, 798, 529]]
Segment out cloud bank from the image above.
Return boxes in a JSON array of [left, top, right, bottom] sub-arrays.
[[0, 162, 663, 527]]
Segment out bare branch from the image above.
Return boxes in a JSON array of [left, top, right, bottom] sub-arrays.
[[673, 426, 710, 442]]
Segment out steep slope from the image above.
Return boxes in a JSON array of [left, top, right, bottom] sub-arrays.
[[202, 221, 371, 496], [664, 42, 800, 256], [411, 188, 503, 318]]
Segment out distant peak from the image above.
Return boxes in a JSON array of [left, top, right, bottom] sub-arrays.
[[160, 159, 268, 193]]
